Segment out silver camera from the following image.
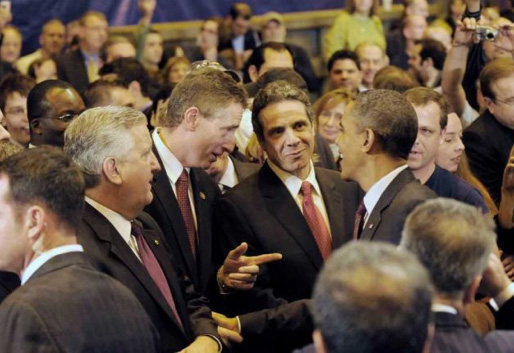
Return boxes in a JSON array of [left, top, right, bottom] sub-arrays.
[[475, 26, 499, 42]]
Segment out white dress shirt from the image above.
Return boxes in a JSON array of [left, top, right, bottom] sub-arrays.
[[432, 303, 458, 315], [85, 196, 142, 262], [268, 160, 332, 236], [152, 128, 198, 230], [363, 165, 409, 226], [218, 156, 239, 191], [22, 244, 84, 284]]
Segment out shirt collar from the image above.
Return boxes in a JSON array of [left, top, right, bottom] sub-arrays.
[[431, 303, 458, 314], [267, 159, 321, 199], [152, 128, 190, 185], [22, 244, 84, 285], [219, 156, 238, 188], [364, 165, 408, 216], [85, 196, 132, 245]]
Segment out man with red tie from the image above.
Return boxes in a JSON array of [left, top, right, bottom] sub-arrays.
[[64, 106, 227, 353], [213, 80, 361, 352]]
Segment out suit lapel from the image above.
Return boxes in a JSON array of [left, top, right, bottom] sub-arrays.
[[83, 205, 180, 326], [316, 169, 346, 249], [259, 163, 324, 270], [152, 148, 199, 286], [360, 169, 413, 241]]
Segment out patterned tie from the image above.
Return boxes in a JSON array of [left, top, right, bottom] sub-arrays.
[[131, 221, 184, 331], [300, 181, 332, 260], [176, 169, 197, 259], [353, 201, 367, 240]]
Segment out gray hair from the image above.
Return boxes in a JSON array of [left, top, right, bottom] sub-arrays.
[[401, 198, 496, 299], [64, 106, 146, 187], [313, 241, 433, 353]]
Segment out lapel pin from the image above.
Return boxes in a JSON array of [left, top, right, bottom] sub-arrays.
[[154, 240, 160, 246], [368, 223, 374, 229], [199, 192, 206, 200]]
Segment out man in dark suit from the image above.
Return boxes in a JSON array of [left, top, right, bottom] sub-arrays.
[[213, 81, 360, 351], [308, 242, 434, 353], [463, 58, 514, 206], [336, 89, 436, 244], [55, 11, 108, 93], [145, 67, 276, 297], [0, 147, 159, 352], [401, 198, 514, 353], [64, 106, 226, 353]]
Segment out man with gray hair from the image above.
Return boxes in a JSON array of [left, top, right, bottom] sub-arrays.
[[336, 89, 435, 244], [64, 106, 227, 353], [401, 198, 514, 352], [311, 241, 434, 353]]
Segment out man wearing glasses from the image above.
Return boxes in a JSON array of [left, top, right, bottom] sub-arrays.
[[27, 79, 85, 148], [0, 73, 35, 148]]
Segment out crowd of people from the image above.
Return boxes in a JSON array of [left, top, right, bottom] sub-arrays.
[[0, 0, 514, 352]]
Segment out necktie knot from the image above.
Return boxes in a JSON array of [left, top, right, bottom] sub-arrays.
[[131, 221, 144, 238], [178, 169, 189, 184], [301, 181, 312, 196]]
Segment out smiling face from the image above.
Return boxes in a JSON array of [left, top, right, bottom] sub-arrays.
[[408, 102, 443, 172], [190, 102, 244, 169], [317, 99, 345, 144], [3, 92, 30, 147], [259, 100, 314, 179], [435, 113, 464, 173]]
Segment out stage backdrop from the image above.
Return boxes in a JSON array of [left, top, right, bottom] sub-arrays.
[[11, 0, 344, 55]]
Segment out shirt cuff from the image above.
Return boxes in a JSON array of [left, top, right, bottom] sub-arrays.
[[203, 335, 223, 353], [490, 282, 514, 311]]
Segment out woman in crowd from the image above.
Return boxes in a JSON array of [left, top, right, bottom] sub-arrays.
[[323, 0, 386, 61], [163, 56, 191, 84]]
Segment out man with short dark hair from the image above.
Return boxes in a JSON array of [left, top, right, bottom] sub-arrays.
[[0, 147, 159, 352], [55, 11, 108, 93], [84, 79, 135, 108], [27, 79, 85, 147], [312, 242, 434, 353], [404, 87, 487, 212], [327, 49, 362, 93], [243, 42, 294, 87], [336, 89, 435, 244], [214, 81, 360, 351], [401, 198, 514, 352], [0, 73, 35, 147], [408, 38, 447, 88]]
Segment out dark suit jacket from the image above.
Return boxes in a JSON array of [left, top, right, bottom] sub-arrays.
[[232, 156, 260, 183], [0, 252, 159, 353], [145, 148, 221, 294], [55, 48, 90, 93], [214, 162, 361, 314], [77, 204, 219, 353], [0, 271, 19, 304], [359, 168, 437, 245], [463, 109, 514, 206], [432, 312, 514, 353]]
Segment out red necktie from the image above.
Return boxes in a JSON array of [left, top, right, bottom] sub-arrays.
[[353, 202, 367, 240], [176, 169, 197, 259], [131, 222, 184, 331], [301, 181, 332, 260]]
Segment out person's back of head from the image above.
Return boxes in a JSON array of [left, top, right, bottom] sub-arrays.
[[243, 42, 294, 83], [99, 57, 150, 98], [400, 198, 496, 299], [373, 66, 420, 92], [348, 89, 418, 160], [84, 79, 134, 108], [313, 241, 433, 353], [418, 38, 447, 71], [255, 68, 307, 94], [229, 2, 253, 20], [100, 36, 136, 64]]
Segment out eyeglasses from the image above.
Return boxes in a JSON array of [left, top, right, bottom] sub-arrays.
[[52, 113, 79, 123], [494, 97, 514, 106]]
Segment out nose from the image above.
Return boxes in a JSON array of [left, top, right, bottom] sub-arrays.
[[284, 127, 300, 145], [0, 124, 10, 141], [149, 151, 161, 173], [327, 116, 337, 127], [456, 137, 465, 152]]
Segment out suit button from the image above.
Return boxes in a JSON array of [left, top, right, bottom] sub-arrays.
[[368, 223, 374, 229], [154, 240, 160, 246], [200, 192, 206, 200]]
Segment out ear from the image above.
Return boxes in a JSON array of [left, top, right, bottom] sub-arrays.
[[362, 128, 376, 153], [30, 120, 42, 135], [464, 275, 482, 306], [128, 81, 141, 98], [183, 106, 200, 131], [25, 205, 46, 254], [383, 54, 390, 66], [484, 97, 496, 116], [313, 330, 327, 353], [248, 65, 259, 82], [102, 157, 123, 186]]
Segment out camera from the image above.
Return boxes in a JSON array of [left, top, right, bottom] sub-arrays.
[[475, 26, 498, 41]]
